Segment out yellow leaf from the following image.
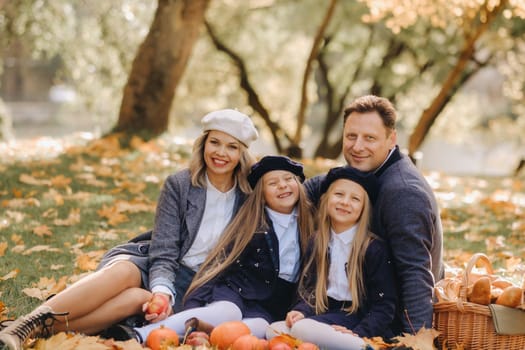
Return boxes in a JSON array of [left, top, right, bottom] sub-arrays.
[[53, 208, 81, 226], [50, 175, 72, 188], [97, 204, 129, 226], [33, 225, 53, 237], [393, 327, 440, 350], [75, 251, 105, 272], [1, 269, 19, 281], [22, 245, 62, 256], [19, 173, 51, 186], [0, 242, 7, 256]]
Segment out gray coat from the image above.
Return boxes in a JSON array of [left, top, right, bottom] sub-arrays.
[[147, 169, 247, 299]]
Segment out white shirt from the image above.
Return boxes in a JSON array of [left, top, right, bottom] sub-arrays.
[[327, 225, 357, 301], [181, 176, 236, 271], [266, 207, 300, 282]]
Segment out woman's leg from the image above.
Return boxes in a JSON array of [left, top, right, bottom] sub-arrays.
[[290, 318, 365, 350], [135, 300, 243, 342], [45, 260, 146, 333]]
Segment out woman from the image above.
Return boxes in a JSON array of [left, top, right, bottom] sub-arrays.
[[0, 109, 258, 350], [103, 155, 315, 341], [268, 166, 398, 350]]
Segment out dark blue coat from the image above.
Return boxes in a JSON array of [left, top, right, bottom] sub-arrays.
[[184, 217, 300, 322], [293, 238, 397, 338], [305, 146, 443, 333]]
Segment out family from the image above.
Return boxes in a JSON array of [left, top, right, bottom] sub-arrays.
[[0, 95, 443, 350]]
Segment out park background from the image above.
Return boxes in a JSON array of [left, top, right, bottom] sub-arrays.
[[0, 1, 524, 348]]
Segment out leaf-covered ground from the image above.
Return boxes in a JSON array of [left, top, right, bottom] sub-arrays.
[[1, 133, 524, 349]]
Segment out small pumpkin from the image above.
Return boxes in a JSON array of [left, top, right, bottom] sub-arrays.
[[297, 342, 320, 350], [232, 334, 269, 350], [145, 325, 179, 350], [268, 335, 298, 349], [210, 321, 251, 350]]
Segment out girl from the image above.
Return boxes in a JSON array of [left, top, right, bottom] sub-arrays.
[[104, 155, 315, 341], [268, 166, 398, 350], [0, 109, 258, 350]]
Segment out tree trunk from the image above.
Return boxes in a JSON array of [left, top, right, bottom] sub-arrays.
[[290, 0, 338, 158], [407, 0, 506, 158], [113, 0, 210, 137]]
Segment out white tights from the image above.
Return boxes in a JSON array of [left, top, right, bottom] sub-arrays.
[[267, 319, 365, 350], [135, 301, 269, 341]]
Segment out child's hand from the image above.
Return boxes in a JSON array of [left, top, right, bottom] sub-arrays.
[[331, 325, 357, 336], [285, 310, 305, 327], [143, 293, 172, 322]]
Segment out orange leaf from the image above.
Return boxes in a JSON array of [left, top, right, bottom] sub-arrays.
[[53, 208, 81, 226], [50, 175, 72, 188], [33, 225, 53, 237], [393, 327, 440, 350], [1, 269, 19, 281], [0, 242, 7, 257]]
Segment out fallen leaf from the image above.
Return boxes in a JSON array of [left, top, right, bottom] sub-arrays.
[[22, 245, 62, 255], [33, 225, 53, 237], [50, 175, 72, 188], [53, 208, 81, 226], [19, 174, 51, 186], [393, 328, 440, 350], [1, 269, 19, 281], [0, 242, 7, 256]]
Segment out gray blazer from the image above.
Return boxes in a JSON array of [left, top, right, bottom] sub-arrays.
[[148, 169, 246, 299]]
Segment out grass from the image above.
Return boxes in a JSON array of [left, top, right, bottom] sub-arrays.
[[1, 133, 525, 322]]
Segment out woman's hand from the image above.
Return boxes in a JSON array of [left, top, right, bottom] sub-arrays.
[[285, 310, 305, 327], [143, 293, 172, 323]]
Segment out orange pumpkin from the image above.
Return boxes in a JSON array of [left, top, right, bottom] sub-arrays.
[[269, 342, 292, 350], [268, 335, 297, 349], [210, 321, 251, 350], [145, 325, 179, 350], [232, 334, 269, 350], [297, 342, 320, 350]]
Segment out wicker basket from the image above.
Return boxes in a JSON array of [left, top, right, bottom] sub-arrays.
[[433, 253, 525, 349]]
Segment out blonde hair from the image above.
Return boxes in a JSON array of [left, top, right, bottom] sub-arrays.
[[189, 132, 255, 194], [185, 174, 314, 299], [299, 182, 374, 314]]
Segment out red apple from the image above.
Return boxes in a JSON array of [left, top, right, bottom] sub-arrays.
[[146, 294, 170, 315]]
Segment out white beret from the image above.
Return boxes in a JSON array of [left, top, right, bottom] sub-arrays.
[[201, 109, 259, 146]]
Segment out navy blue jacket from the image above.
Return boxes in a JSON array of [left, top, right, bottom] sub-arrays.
[[293, 238, 397, 338], [305, 146, 443, 333], [184, 215, 301, 321]]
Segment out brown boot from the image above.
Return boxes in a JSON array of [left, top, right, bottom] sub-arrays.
[[184, 317, 215, 335]]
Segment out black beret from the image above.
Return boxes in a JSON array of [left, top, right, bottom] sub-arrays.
[[248, 155, 305, 189], [320, 166, 379, 203]]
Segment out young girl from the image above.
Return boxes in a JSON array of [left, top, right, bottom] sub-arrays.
[[103, 155, 315, 341], [268, 166, 398, 350], [0, 109, 258, 350]]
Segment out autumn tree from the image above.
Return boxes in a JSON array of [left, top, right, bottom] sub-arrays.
[[359, 0, 525, 160], [113, 0, 210, 137]]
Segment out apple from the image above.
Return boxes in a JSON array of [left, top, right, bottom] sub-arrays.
[[184, 331, 210, 346], [146, 294, 170, 315]]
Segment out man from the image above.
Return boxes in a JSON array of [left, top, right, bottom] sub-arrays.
[[306, 95, 444, 334]]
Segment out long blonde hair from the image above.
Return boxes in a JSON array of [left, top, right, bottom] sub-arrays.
[[189, 132, 255, 194], [185, 174, 314, 299], [299, 183, 374, 314]]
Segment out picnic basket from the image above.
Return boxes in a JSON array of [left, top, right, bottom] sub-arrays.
[[433, 253, 525, 349]]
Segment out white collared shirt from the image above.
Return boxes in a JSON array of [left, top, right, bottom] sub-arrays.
[[266, 206, 300, 282], [182, 176, 236, 271], [327, 225, 357, 301]]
